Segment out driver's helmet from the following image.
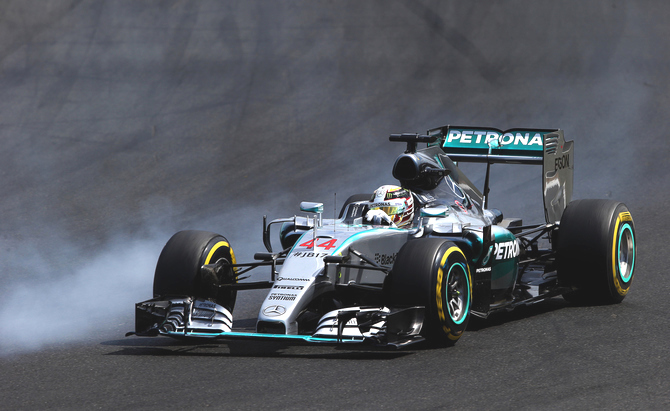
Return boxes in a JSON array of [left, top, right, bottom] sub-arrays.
[[369, 185, 414, 227]]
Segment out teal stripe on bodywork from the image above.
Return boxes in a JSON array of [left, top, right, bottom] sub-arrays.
[[289, 226, 405, 256], [166, 330, 365, 344], [331, 227, 405, 256]]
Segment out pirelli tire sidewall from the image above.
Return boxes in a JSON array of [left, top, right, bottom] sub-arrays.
[[430, 242, 472, 344], [557, 199, 636, 304], [153, 230, 238, 311], [386, 238, 472, 346]]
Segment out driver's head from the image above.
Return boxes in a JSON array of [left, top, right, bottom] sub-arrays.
[[369, 185, 414, 227]]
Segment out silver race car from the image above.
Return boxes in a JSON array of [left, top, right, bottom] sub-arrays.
[[128, 126, 637, 347]]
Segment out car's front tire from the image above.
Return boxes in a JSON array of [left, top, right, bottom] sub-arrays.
[[153, 230, 237, 312], [557, 199, 636, 304], [385, 238, 472, 346]]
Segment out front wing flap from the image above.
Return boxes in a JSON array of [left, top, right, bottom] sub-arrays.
[[132, 297, 233, 337]]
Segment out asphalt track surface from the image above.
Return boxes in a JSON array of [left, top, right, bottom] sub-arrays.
[[0, 1, 669, 409]]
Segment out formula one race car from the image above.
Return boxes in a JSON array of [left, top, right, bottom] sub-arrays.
[[128, 126, 637, 347]]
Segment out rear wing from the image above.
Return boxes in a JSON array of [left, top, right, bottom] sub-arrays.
[[426, 125, 574, 224]]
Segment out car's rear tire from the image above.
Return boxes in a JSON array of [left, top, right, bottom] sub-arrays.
[[153, 230, 237, 312], [385, 238, 472, 346], [557, 199, 636, 304]]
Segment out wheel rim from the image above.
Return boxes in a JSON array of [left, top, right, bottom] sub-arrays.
[[617, 223, 635, 283], [446, 262, 470, 324]]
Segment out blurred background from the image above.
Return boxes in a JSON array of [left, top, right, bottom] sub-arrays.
[[0, 1, 668, 408]]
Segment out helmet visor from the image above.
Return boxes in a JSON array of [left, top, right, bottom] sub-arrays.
[[373, 205, 405, 216]]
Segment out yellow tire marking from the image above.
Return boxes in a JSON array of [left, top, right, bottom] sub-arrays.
[[205, 240, 238, 282], [205, 241, 232, 264], [447, 330, 463, 341]]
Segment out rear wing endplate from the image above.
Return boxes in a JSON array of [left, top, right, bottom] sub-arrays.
[[426, 125, 574, 224]]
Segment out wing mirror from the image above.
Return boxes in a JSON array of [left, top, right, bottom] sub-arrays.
[[300, 202, 324, 228], [300, 202, 323, 213]]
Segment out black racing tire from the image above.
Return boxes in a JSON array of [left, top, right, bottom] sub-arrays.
[[338, 193, 370, 218], [385, 238, 472, 346], [153, 230, 237, 312], [557, 199, 636, 304]]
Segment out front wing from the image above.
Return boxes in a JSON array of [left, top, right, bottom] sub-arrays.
[[129, 297, 426, 348]]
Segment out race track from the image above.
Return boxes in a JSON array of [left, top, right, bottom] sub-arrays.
[[1, 1, 669, 409]]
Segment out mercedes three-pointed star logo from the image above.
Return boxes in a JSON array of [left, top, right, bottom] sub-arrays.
[[262, 305, 286, 317]]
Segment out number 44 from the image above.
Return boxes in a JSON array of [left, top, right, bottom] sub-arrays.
[[299, 238, 338, 251]]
